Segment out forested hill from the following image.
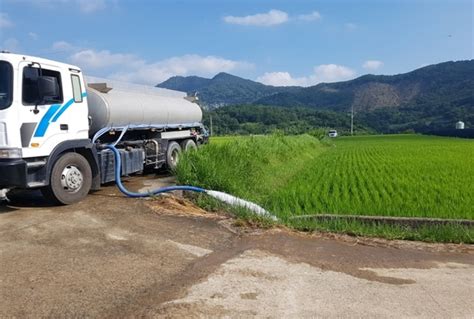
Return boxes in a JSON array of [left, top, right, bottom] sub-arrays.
[[257, 60, 474, 112], [156, 72, 301, 108], [259, 60, 474, 131], [157, 60, 474, 132]]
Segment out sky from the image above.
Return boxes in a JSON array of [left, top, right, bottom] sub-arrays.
[[0, 0, 472, 87]]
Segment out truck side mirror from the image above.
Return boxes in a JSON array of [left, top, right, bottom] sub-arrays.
[[38, 76, 60, 102]]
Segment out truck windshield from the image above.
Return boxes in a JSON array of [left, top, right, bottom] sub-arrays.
[[0, 61, 13, 110]]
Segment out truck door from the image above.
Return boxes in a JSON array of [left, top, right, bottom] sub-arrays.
[[18, 60, 67, 158]]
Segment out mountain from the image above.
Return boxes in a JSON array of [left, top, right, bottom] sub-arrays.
[[257, 60, 474, 111], [157, 60, 474, 132], [256, 60, 474, 131], [158, 75, 211, 92], [157, 72, 301, 108]]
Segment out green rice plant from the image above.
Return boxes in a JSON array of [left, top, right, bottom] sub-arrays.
[[176, 134, 474, 243], [268, 135, 474, 220]]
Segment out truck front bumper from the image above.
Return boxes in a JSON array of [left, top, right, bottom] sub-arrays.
[[0, 159, 27, 188]]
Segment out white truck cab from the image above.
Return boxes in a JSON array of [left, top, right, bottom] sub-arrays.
[[0, 52, 89, 156], [0, 52, 207, 204]]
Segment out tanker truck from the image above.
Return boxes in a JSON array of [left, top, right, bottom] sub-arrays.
[[0, 52, 208, 204]]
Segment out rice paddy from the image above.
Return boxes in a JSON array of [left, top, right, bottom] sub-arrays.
[[176, 134, 474, 242]]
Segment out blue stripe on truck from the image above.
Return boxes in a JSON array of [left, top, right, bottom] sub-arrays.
[[33, 92, 87, 138], [33, 104, 62, 137], [51, 98, 74, 122], [52, 92, 88, 122]]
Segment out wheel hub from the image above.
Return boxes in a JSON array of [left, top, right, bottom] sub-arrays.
[[60, 165, 83, 192], [171, 149, 179, 165]]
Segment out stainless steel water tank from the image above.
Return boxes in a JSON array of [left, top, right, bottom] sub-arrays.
[[86, 79, 202, 135]]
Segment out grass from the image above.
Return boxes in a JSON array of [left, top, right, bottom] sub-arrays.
[[177, 134, 474, 243], [177, 134, 325, 204]]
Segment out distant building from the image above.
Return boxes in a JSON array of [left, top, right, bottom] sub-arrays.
[[455, 121, 465, 130]]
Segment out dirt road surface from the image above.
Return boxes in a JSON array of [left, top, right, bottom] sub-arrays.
[[0, 176, 473, 318]]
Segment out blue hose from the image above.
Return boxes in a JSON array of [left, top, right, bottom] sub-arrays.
[[105, 144, 277, 220], [105, 145, 205, 198]]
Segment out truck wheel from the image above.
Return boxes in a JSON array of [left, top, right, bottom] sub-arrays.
[[181, 139, 197, 151], [166, 141, 182, 170], [41, 152, 92, 205]]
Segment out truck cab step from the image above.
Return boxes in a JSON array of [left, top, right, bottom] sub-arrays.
[[27, 181, 46, 188], [26, 160, 47, 169]]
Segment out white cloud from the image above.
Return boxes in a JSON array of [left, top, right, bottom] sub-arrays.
[[257, 64, 356, 87], [297, 11, 321, 21], [28, 32, 38, 40], [362, 60, 384, 70], [314, 64, 355, 82], [110, 54, 253, 84], [51, 41, 76, 52], [70, 49, 137, 69], [223, 9, 288, 27], [257, 72, 307, 86], [0, 12, 13, 28], [64, 47, 252, 85], [257, 72, 302, 86]]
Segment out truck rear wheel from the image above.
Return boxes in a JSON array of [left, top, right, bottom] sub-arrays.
[[41, 152, 92, 205], [181, 139, 197, 151], [166, 141, 182, 170]]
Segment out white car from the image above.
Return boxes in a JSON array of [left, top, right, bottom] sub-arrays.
[[328, 130, 338, 138]]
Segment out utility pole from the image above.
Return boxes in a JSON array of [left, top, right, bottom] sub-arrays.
[[209, 115, 213, 136], [350, 104, 354, 136]]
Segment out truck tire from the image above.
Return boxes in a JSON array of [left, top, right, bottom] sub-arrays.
[[41, 152, 92, 205], [181, 139, 197, 151], [166, 141, 182, 170]]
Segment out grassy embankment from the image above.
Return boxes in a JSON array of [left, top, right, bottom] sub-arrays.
[[176, 134, 474, 243]]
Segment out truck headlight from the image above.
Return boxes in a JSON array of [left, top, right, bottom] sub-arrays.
[[0, 148, 22, 159]]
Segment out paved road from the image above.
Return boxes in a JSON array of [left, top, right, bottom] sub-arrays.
[[0, 176, 473, 318]]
